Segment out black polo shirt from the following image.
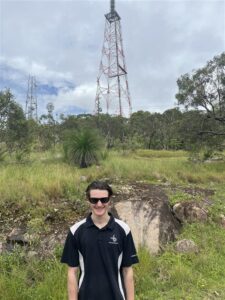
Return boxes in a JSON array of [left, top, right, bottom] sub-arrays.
[[61, 212, 139, 300]]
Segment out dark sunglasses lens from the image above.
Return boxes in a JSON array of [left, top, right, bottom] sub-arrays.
[[100, 197, 109, 203], [89, 198, 98, 204], [89, 197, 109, 204]]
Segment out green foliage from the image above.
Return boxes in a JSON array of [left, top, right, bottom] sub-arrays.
[[2, 220, 225, 300], [0, 89, 31, 155], [0, 143, 7, 162], [0, 248, 67, 300], [134, 222, 225, 299], [0, 150, 225, 299], [176, 52, 225, 150], [176, 52, 225, 113], [38, 123, 57, 151], [63, 128, 104, 168], [38, 107, 57, 150]]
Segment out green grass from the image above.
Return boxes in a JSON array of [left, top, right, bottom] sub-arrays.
[[1, 150, 225, 209], [135, 222, 225, 299], [135, 149, 188, 159], [1, 149, 225, 299], [1, 223, 225, 300], [100, 151, 225, 185], [0, 247, 67, 300]]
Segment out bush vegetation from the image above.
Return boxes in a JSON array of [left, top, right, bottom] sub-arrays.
[[63, 129, 104, 168], [0, 150, 225, 299]]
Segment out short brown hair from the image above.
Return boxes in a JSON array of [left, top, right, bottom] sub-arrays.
[[85, 181, 113, 198]]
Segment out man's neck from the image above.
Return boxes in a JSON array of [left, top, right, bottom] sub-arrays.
[[91, 212, 110, 228]]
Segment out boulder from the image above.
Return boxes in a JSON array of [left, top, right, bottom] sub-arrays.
[[112, 183, 181, 254], [7, 227, 29, 246], [175, 239, 198, 253], [173, 202, 208, 223]]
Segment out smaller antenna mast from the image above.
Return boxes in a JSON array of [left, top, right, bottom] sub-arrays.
[[26, 75, 38, 121], [111, 0, 115, 13]]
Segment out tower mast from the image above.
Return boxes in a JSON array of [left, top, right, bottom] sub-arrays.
[[26, 75, 38, 121], [95, 0, 132, 116]]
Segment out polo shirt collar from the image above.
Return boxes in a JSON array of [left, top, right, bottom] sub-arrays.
[[86, 212, 115, 230]]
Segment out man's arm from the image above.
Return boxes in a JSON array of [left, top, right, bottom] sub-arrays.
[[67, 266, 79, 300], [122, 266, 135, 300]]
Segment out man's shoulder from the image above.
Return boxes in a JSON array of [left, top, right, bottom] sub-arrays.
[[114, 217, 131, 236], [70, 218, 87, 235]]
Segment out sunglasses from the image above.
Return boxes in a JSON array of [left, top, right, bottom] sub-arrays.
[[89, 197, 110, 204]]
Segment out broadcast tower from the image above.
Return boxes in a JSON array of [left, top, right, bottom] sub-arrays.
[[95, 0, 132, 116], [26, 75, 38, 121]]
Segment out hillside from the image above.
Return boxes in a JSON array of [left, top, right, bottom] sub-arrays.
[[0, 150, 225, 299]]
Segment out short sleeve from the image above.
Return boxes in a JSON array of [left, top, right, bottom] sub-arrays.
[[61, 230, 79, 267], [121, 231, 139, 267]]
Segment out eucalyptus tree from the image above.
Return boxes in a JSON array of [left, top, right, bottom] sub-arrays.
[[0, 89, 30, 154], [176, 52, 225, 137]]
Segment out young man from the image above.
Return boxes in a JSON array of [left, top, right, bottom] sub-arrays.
[[61, 181, 139, 300]]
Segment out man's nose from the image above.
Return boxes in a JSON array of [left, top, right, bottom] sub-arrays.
[[96, 200, 103, 206]]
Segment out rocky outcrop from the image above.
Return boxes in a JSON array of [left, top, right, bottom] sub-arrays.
[[0, 182, 215, 257], [7, 227, 29, 246], [0, 227, 66, 257], [112, 183, 181, 254], [173, 202, 208, 223]]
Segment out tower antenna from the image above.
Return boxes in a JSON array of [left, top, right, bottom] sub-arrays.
[[95, 0, 132, 116], [111, 0, 115, 13], [26, 75, 38, 121]]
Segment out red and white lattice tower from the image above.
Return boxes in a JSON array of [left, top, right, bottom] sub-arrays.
[[95, 0, 132, 116]]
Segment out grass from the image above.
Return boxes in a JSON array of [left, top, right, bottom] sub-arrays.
[[1, 150, 225, 208], [135, 149, 188, 159], [100, 151, 225, 185], [0, 247, 67, 300], [1, 223, 225, 300], [1, 149, 225, 299], [135, 222, 225, 300]]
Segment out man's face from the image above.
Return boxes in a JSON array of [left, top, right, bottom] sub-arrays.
[[89, 189, 110, 218]]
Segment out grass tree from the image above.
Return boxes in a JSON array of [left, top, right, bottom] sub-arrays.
[[64, 128, 104, 168]]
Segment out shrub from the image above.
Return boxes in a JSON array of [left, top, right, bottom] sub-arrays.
[[63, 129, 104, 168]]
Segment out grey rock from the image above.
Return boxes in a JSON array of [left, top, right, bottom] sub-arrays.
[[175, 239, 198, 253], [173, 202, 208, 223], [112, 183, 181, 254], [7, 228, 29, 246]]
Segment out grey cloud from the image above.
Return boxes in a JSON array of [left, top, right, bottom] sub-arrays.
[[1, 0, 224, 114]]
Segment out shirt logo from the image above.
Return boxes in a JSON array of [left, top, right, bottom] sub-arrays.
[[109, 234, 118, 244]]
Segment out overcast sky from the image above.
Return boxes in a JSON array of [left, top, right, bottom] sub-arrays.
[[0, 0, 224, 117]]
